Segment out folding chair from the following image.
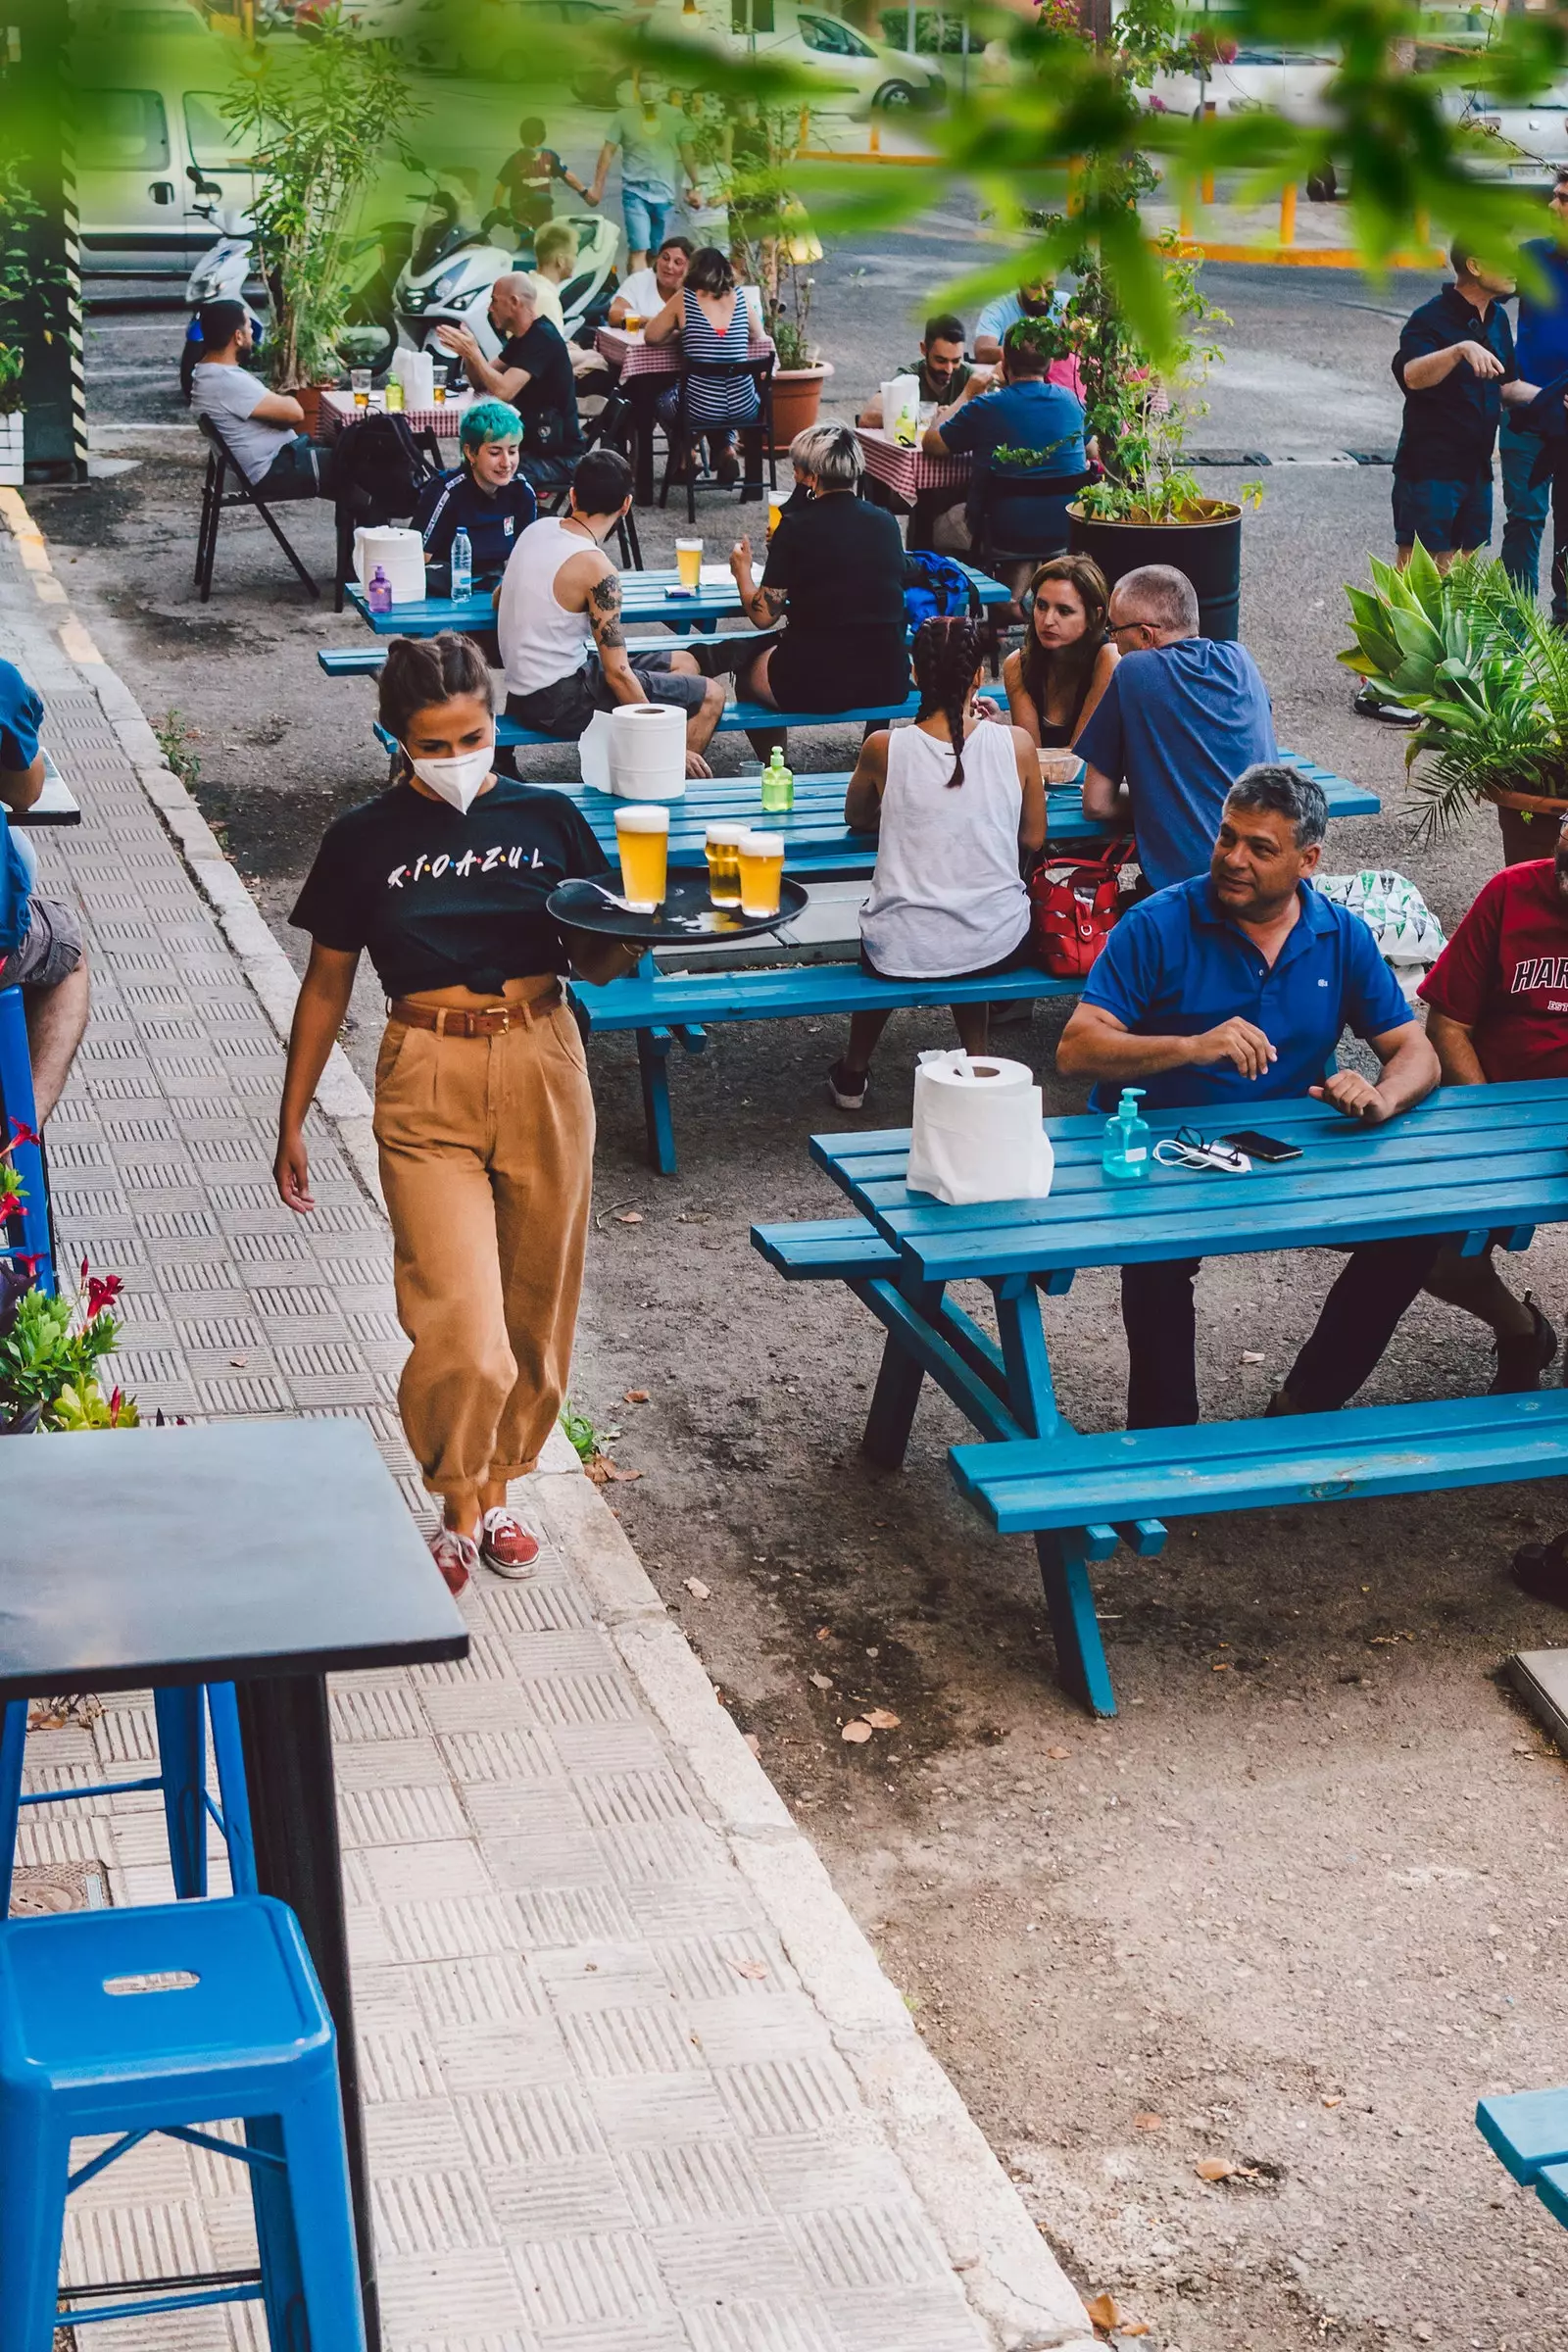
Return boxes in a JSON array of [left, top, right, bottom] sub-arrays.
[[657, 357, 777, 526], [536, 390, 645, 569], [192, 414, 320, 603]]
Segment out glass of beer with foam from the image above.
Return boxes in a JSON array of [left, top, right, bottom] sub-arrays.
[[613, 804, 669, 913], [675, 536, 703, 592], [737, 829, 785, 918], [704, 822, 747, 907]]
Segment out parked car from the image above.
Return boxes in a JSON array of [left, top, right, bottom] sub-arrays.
[[1449, 86, 1568, 185], [1151, 25, 1341, 196], [689, 0, 944, 113]]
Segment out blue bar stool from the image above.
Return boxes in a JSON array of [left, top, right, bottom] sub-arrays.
[[0, 1894, 367, 2349], [0, 986, 54, 1299], [0, 1685, 257, 1913]]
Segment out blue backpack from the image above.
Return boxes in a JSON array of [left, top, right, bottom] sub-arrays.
[[902, 550, 982, 633]]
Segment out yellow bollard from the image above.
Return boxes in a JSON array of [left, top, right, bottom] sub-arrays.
[[1201, 101, 1215, 206], [1180, 198, 1195, 242], [869, 118, 880, 155], [1279, 184, 1298, 247]]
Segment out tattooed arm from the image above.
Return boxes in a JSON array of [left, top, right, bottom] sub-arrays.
[[583, 561, 650, 705], [728, 534, 786, 629]]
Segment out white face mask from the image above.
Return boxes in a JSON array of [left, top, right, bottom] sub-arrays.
[[406, 742, 494, 813]]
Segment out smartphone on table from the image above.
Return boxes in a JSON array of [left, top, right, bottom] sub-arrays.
[[1218, 1130, 1303, 1164]]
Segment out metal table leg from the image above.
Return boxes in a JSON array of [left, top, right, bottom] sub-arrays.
[[234, 1673, 379, 2351]]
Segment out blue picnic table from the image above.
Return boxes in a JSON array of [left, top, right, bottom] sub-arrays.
[[556, 752, 1377, 880], [752, 1081, 1568, 1716], [342, 560, 1014, 640]]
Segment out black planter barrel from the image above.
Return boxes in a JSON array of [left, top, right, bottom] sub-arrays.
[[1067, 504, 1244, 641]]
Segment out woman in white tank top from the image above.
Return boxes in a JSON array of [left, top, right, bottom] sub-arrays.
[[828, 616, 1046, 1111]]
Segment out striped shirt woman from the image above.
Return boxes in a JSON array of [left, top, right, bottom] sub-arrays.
[[647, 244, 761, 440]]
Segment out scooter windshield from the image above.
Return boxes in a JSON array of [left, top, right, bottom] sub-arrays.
[[411, 179, 482, 276]]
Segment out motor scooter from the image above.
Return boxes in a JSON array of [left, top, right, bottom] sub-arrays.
[[393, 175, 620, 367], [179, 191, 264, 402]]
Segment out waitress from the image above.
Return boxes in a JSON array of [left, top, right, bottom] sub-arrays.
[[274, 633, 636, 1594]]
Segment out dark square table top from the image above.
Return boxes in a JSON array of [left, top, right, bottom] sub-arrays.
[[0, 1421, 467, 1699]]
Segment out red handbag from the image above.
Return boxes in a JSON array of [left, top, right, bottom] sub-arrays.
[[1027, 837, 1136, 977]]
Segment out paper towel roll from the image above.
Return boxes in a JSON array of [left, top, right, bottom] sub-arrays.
[[354, 525, 425, 604], [609, 701, 687, 800], [906, 1050, 1054, 1204], [577, 709, 614, 792]]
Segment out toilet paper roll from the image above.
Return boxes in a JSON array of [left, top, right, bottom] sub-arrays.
[[906, 1050, 1054, 1204], [610, 701, 687, 800]]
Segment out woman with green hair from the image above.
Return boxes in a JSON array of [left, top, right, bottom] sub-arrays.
[[414, 397, 538, 590]]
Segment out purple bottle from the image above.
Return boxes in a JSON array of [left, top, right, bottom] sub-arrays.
[[368, 564, 392, 614]]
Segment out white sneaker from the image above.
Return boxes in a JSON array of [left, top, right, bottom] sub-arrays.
[[478, 1506, 540, 1579]]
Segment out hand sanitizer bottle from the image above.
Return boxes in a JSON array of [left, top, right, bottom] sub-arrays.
[[367, 564, 392, 615], [760, 746, 794, 812], [1102, 1086, 1151, 1183], [451, 526, 472, 602]]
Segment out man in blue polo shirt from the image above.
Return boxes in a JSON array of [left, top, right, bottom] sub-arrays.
[[1056, 763, 1440, 1430], [1502, 172, 1568, 621], [0, 660, 89, 1124], [1076, 564, 1276, 892]]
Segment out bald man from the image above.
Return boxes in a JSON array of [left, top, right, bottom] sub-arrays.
[[437, 272, 583, 488]]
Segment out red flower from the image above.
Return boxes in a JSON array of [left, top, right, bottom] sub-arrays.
[[108, 1387, 124, 1425], [0, 1195, 21, 1223], [85, 1274, 122, 1319], [9, 1121, 39, 1151], [79, 1255, 89, 1285]]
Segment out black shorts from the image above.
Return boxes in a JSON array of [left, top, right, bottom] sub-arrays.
[[858, 932, 1035, 983], [507, 650, 709, 741]]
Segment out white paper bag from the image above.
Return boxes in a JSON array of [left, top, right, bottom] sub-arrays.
[[906, 1050, 1054, 1205], [880, 372, 921, 448], [353, 525, 425, 604], [577, 709, 614, 793], [609, 702, 687, 800]]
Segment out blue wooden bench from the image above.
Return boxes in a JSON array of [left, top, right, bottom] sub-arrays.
[[569, 962, 1081, 1176], [318, 628, 773, 681], [1478, 2086, 1568, 2232]]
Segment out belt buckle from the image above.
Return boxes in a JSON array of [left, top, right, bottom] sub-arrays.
[[497, 1007, 512, 1033]]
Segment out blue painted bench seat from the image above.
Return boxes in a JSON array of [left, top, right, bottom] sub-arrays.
[[318, 628, 771, 679], [569, 962, 1080, 1175], [1478, 2086, 1568, 2236], [752, 1218, 900, 1282]]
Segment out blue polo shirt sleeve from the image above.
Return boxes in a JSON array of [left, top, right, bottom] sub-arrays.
[[1081, 894, 1164, 1028], [932, 393, 991, 458], [1341, 905, 1414, 1039], [1071, 664, 1125, 782], [0, 661, 42, 774]]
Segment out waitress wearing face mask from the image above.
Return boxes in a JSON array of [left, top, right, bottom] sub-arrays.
[[274, 633, 635, 1594]]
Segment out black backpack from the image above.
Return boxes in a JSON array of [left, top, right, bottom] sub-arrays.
[[332, 413, 438, 522]]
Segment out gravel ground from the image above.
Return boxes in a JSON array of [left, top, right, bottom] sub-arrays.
[[37, 244, 1568, 2352]]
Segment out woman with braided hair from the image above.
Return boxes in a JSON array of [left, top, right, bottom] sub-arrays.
[[273, 633, 640, 1595], [829, 615, 1046, 1112]]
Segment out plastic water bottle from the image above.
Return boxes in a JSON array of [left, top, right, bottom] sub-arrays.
[[1102, 1086, 1151, 1184], [367, 564, 392, 615], [760, 746, 794, 812], [451, 526, 472, 602]]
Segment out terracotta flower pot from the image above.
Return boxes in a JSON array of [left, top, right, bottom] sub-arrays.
[[1484, 782, 1568, 868], [291, 381, 339, 439], [769, 363, 833, 456]]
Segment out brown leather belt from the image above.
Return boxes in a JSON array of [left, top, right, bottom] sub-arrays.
[[386, 985, 561, 1037]]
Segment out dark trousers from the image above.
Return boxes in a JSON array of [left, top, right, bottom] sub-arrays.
[[1120, 1236, 1443, 1430]]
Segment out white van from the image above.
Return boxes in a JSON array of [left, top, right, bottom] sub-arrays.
[[74, 17, 262, 276]]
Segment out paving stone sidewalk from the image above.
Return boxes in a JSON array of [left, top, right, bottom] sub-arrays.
[[0, 509, 1094, 2352]]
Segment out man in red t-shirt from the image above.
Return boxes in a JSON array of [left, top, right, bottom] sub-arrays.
[[1415, 838, 1568, 1387]]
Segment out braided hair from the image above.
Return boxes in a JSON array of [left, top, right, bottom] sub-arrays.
[[378, 632, 493, 756], [911, 615, 984, 788]]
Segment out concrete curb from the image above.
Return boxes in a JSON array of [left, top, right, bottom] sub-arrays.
[[4, 492, 1097, 2352]]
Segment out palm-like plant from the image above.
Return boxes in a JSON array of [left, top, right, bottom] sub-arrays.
[[1340, 543, 1568, 843]]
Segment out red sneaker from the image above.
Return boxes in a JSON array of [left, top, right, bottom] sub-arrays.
[[430, 1527, 478, 1595], [478, 1506, 540, 1580]]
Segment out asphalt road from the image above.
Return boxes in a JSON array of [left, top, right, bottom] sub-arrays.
[[48, 244, 1568, 2352]]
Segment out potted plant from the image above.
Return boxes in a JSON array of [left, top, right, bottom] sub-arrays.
[[0, 1247, 138, 1436], [729, 108, 833, 450], [1062, 221, 1261, 639], [0, 155, 55, 489], [1340, 543, 1568, 864], [222, 7, 416, 427]]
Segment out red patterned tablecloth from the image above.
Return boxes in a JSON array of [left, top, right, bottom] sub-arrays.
[[319, 388, 473, 439], [853, 425, 971, 506], [595, 325, 775, 379]]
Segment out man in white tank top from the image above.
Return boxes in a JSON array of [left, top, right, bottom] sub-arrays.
[[498, 449, 724, 775]]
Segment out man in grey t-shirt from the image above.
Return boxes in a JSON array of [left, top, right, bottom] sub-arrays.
[[190, 300, 329, 498]]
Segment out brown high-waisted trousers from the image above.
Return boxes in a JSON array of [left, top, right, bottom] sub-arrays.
[[371, 987, 594, 1520]]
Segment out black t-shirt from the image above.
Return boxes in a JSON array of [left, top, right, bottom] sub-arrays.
[[497, 318, 584, 455], [1392, 282, 1518, 479], [759, 491, 910, 711], [496, 145, 564, 205], [290, 777, 610, 999]]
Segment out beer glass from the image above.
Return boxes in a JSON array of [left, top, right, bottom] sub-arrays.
[[675, 537, 703, 592], [614, 804, 669, 913], [351, 368, 371, 411], [766, 497, 782, 539], [737, 830, 785, 919], [431, 363, 449, 406], [704, 822, 747, 908]]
